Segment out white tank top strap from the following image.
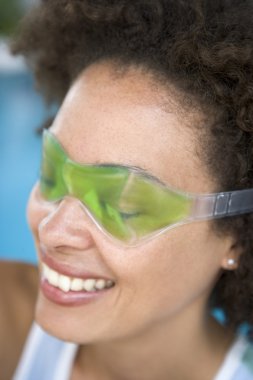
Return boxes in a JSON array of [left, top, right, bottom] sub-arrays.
[[213, 334, 252, 380], [13, 321, 79, 380]]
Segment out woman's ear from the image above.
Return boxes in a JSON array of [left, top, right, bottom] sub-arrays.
[[220, 238, 242, 271]]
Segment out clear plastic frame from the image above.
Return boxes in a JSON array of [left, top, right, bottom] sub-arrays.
[[39, 129, 253, 247]]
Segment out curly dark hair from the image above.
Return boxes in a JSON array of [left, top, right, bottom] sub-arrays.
[[10, 0, 253, 340]]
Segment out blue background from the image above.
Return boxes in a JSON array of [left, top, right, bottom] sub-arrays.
[[0, 69, 55, 264]]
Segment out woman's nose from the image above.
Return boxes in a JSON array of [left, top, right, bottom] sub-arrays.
[[38, 196, 96, 251]]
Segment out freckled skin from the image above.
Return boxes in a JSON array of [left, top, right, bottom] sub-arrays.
[[26, 61, 239, 380]]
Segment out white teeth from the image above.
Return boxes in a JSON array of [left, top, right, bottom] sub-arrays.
[[58, 275, 71, 292], [48, 268, 59, 287], [43, 264, 51, 279], [83, 279, 96, 292], [42, 262, 114, 292], [70, 278, 83, 291], [95, 279, 106, 290]]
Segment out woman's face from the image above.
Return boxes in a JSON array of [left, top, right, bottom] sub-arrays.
[[27, 62, 233, 343]]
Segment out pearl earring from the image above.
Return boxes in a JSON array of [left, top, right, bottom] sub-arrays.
[[227, 258, 236, 266]]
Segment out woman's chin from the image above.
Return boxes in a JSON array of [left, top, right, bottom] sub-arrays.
[[34, 290, 110, 344]]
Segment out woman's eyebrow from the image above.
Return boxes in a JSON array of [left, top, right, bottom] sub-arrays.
[[95, 162, 166, 186]]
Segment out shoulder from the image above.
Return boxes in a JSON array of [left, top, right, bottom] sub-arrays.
[[0, 259, 38, 287], [0, 260, 38, 311], [0, 260, 38, 380]]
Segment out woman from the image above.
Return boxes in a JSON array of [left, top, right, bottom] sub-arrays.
[[3, 0, 253, 379]]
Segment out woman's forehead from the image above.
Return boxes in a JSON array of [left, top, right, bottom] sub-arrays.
[[51, 63, 215, 194]]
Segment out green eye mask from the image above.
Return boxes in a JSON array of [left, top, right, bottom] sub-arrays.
[[39, 129, 253, 247]]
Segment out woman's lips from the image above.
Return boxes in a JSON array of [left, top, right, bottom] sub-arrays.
[[40, 277, 114, 306], [38, 245, 116, 306]]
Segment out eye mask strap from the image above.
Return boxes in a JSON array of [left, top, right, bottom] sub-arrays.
[[190, 188, 253, 221]]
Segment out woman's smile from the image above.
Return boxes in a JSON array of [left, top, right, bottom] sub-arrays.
[[39, 245, 116, 306]]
